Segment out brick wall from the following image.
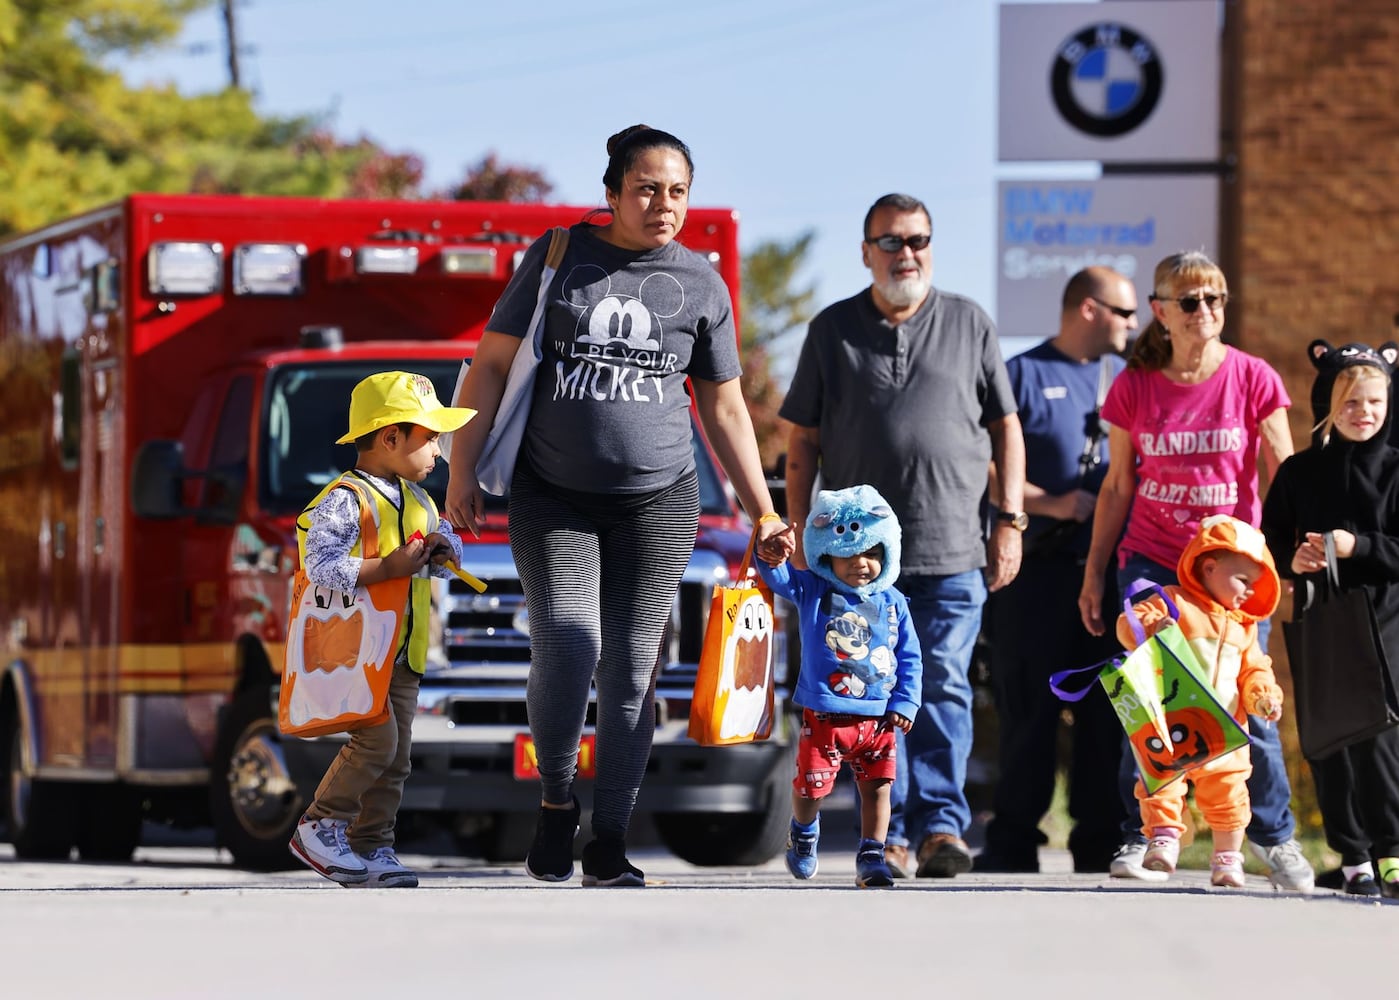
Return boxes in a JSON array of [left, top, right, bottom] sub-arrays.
[[1226, 0, 1399, 447], [1223, 0, 1399, 847]]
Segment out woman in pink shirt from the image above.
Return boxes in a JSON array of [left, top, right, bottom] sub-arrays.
[[1075, 250, 1314, 892]]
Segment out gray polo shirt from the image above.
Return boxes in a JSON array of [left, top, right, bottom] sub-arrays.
[[488, 224, 740, 494], [781, 287, 1015, 576]]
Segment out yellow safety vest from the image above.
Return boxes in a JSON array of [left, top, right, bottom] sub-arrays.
[[296, 471, 436, 674]]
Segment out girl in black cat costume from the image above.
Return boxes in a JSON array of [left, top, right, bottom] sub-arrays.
[[1261, 339, 1399, 896]]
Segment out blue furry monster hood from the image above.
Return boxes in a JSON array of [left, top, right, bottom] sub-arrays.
[[803, 484, 902, 599]]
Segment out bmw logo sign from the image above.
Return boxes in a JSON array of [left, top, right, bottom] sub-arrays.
[[1051, 23, 1164, 138]]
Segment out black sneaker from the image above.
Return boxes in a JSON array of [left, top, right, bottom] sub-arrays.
[[525, 798, 580, 882], [580, 837, 645, 887], [1345, 872, 1381, 897]]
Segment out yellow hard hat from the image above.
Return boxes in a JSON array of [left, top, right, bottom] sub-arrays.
[[337, 371, 476, 444]]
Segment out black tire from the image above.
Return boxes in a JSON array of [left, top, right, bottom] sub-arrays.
[[2, 709, 78, 860], [209, 686, 304, 870], [75, 783, 145, 862], [653, 778, 790, 867]]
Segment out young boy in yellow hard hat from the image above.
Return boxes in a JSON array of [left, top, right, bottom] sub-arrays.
[[288, 370, 474, 887]]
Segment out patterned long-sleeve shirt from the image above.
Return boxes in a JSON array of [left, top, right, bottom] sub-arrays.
[[303, 471, 464, 593]]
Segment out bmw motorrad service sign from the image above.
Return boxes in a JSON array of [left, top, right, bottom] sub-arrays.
[[999, 1, 1220, 162], [995, 176, 1218, 338]]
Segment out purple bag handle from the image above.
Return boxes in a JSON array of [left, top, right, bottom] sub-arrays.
[[1048, 579, 1180, 703], [1121, 578, 1179, 645], [1048, 659, 1113, 702]]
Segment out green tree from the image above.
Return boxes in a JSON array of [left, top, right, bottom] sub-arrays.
[[0, 0, 425, 234], [740, 230, 817, 469]]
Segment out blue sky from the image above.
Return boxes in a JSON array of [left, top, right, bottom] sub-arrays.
[[114, 0, 1081, 363]]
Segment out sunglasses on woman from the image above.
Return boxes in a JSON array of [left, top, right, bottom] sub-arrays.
[[1151, 292, 1228, 313]]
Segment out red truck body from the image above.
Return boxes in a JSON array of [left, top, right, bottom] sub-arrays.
[[0, 194, 791, 867]]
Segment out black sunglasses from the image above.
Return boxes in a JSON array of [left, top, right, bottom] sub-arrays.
[[1151, 292, 1228, 314], [864, 233, 932, 253], [1088, 296, 1137, 320]]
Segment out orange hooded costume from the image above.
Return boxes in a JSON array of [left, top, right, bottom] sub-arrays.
[[1116, 515, 1285, 837]]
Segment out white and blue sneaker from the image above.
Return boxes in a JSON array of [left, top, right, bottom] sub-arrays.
[[348, 846, 418, 888], [289, 816, 369, 885], [785, 817, 820, 880]]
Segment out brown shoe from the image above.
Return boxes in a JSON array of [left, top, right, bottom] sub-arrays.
[[916, 833, 974, 878], [885, 843, 911, 879]]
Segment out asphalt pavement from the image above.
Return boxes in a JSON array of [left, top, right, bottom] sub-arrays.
[[2, 808, 1396, 1000]]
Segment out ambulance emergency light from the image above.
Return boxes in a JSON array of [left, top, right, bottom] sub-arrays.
[[354, 245, 418, 274], [439, 246, 497, 276], [148, 241, 223, 296], [233, 243, 307, 296]]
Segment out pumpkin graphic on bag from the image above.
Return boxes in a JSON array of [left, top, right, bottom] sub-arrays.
[[1130, 706, 1231, 784]]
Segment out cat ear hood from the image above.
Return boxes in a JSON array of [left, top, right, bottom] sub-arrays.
[[803, 484, 901, 599], [1307, 339, 1399, 444]]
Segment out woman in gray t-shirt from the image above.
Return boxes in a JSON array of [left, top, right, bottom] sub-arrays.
[[446, 125, 793, 887]]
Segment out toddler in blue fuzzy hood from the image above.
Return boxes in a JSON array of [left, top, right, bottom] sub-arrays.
[[758, 484, 923, 888]]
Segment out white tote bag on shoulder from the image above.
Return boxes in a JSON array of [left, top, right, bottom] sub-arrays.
[[444, 225, 569, 496]]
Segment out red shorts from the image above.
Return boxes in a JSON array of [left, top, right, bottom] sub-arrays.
[[792, 709, 898, 799]]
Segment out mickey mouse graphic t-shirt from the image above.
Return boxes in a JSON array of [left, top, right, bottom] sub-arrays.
[[485, 223, 741, 494]]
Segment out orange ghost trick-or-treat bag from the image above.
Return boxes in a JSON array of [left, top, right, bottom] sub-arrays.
[[279, 479, 407, 738], [689, 530, 776, 746]]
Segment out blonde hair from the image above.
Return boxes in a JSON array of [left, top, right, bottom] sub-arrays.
[[1127, 251, 1229, 372], [1316, 364, 1389, 442]]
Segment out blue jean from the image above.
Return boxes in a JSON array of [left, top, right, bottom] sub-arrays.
[[1116, 553, 1296, 846], [888, 570, 988, 847]]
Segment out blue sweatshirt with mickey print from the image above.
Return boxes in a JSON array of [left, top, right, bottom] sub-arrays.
[[758, 562, 922, 721]]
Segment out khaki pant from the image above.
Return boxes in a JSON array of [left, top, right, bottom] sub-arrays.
[[306, 661, 420, 853]]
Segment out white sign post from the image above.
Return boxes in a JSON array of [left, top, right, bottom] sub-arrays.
[[996, 176, 1218, 339], [999, 1, 1221, 163]]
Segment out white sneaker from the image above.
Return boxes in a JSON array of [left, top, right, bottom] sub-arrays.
[[349, 846, 419, 888], [1249, 838, 1315, 894], [289, 816, 369, 884], [1108, 840, 1170, 882]]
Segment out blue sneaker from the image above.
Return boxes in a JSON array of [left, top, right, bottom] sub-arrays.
[[856, 839, 895, 888], [785, 817, 819, 879]]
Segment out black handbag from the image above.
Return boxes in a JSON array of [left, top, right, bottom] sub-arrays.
[[1282, 532, 1399, 760]]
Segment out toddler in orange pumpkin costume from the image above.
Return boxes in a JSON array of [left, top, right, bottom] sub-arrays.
[[1115, 515, 1285, 887]]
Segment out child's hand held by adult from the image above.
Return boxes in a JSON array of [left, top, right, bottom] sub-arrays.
[[755, 516, 795, 566]]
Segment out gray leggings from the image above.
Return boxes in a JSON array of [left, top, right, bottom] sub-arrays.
[[508, 461, 699, 839]]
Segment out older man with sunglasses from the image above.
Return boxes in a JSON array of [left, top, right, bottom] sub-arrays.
[[780, 193, 1026, 879]]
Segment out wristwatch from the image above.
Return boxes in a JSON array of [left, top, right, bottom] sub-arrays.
[[996, 509, 1029, 532]]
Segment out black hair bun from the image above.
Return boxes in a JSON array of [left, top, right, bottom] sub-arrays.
[[605, 124, 651, 157]]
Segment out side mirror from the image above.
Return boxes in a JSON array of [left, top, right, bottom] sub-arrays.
[[198, 462, 246, 525], [130, 440, 187, 518], [130, 441, 246, 524]]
